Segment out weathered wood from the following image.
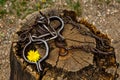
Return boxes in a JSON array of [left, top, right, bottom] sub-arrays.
[[45, 23, 95, 72], [10, 43, 40, 80], [10, 8, 118, 80]]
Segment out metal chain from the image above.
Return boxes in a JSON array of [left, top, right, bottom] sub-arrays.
[[22, 12, 64, 72]]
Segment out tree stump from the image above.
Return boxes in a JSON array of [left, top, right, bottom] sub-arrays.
[[10, 8, 119, 80]]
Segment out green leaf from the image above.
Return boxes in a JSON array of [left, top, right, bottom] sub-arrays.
[[0, 0, 6, 6]]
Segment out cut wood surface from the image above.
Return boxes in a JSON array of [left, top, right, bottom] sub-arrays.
[[46, 23, 95, 72], [10, 8, 118, 80]]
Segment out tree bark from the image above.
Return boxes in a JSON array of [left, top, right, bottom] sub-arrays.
[[10, 43, 40, 80], [10, 8, 118, 80]]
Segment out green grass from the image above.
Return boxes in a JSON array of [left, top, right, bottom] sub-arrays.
[[0, 0, 82, 19], [10, 1, 33, 18], [66, 0, 82, 16], [0, 0, 7, 17], [0, 32, 5, 38], [0, 0, 54, 19], [0, 0, 6, 6], [116, 0, 120, 3], [0, 9, 7, 18]]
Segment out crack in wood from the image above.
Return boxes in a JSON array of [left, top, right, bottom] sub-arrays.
[[71, 55, 83, 67], [66, 38, 95, 44], [55, 53, 60, 67], [10, 9, 119, 80]]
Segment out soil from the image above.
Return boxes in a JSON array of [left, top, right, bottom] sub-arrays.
[[0, 0, 120, 80]]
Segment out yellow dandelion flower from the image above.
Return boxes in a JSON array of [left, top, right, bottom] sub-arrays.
[[27, 50, 41, 62]]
